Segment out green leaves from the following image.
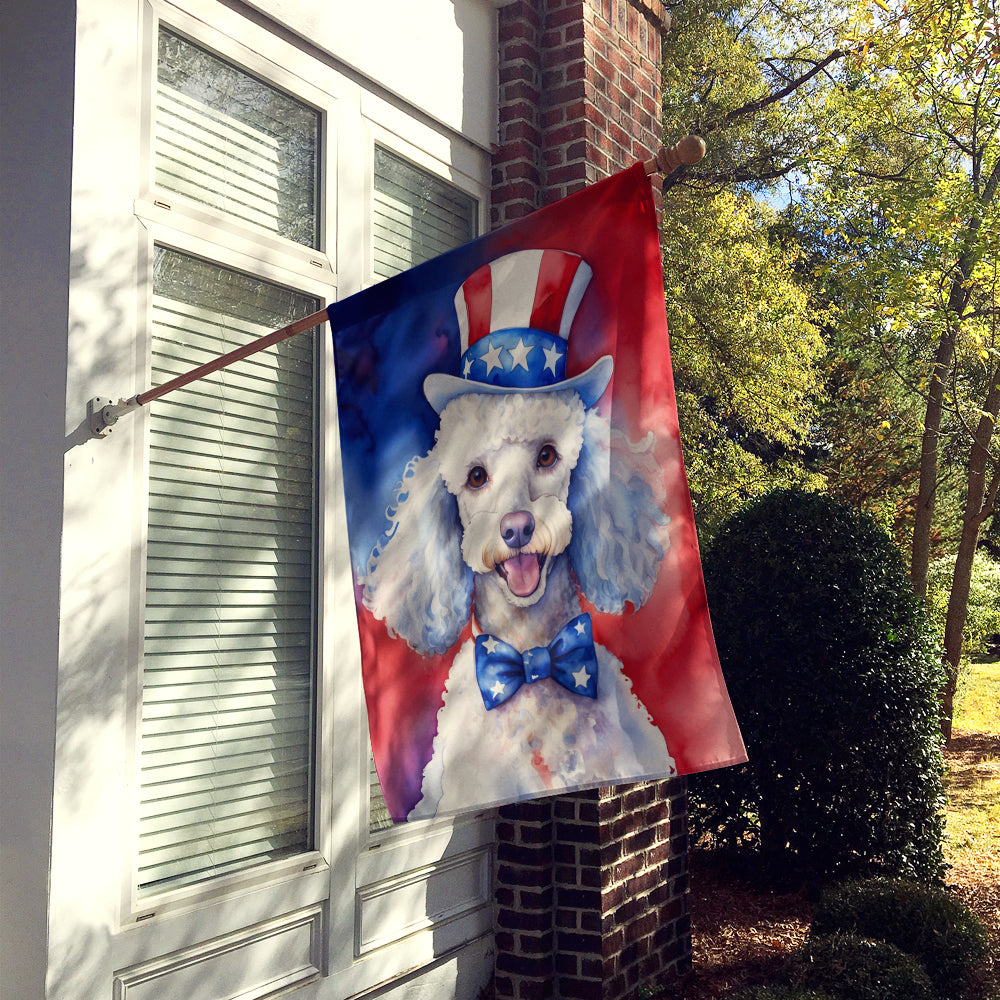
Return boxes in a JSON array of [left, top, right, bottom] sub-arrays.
[[693, 489, 947, 882], [663, 188, 826, 536]]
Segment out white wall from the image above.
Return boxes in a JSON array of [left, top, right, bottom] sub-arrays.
[[0, 0, 76, 994], [244, 0, 498, 151]]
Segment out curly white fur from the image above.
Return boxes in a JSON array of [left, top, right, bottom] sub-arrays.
[[362, 389, 676, 819]]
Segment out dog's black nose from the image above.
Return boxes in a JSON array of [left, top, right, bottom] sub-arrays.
[[501, 510, 535, 548]]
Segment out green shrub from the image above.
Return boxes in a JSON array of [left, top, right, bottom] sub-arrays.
[[811, 878, 988, 998], [693, 489, 946, 882], [793, 933, 934, 1000]]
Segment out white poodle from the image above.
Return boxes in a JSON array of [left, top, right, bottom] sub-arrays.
[[362, 385, 677, 820]]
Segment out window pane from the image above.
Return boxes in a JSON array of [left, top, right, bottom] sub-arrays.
[[369, 150, 478, 831], [156, 28, 320, 248], [372, 146, 477, 279], [139, 247, 318, 895]]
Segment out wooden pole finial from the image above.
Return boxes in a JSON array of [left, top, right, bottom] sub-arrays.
[[643, 135, 707, 176]]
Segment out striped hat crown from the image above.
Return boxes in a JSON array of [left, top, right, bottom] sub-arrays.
[[423, 249, 613, 414]]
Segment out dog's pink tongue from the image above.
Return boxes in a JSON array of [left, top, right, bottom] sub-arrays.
[[503, 554, 541, 597]]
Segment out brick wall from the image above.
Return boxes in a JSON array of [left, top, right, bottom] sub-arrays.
[[494, 782, 691, 1000], [490, 3, 692, 998], [493, 0, 668, 226]]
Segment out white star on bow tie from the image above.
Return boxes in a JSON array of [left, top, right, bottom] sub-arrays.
[[482, 636, 500, 655], [572, 665, 591, 690], [490, 679, 506, 699], [574, 620, 587, 636]]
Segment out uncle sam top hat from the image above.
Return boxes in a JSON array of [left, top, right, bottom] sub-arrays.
[[423, 248, 613, 414]]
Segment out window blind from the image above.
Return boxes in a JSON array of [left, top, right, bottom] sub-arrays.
[[372, 146, 477, 280], [156, 28, 320, 249], [368, 148, 477, 832], [138, 248, 319, 895]]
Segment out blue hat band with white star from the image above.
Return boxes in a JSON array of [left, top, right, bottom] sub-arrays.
[[462, 328, 566, 391]]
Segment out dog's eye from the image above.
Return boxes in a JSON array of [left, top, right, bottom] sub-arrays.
[[537, 444, 559, 469], [466, 465, 488, 489]]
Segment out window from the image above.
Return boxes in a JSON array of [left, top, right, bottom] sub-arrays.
[[117, 7, 493, 992], [139, 248, 318, 895], [372, 145, 478, 279], [136, 26, 323, 898], [155, 28, 320, 247], [367, 146, 478, 833]]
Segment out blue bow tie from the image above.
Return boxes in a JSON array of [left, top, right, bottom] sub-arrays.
[[475, 613, 599, 710]]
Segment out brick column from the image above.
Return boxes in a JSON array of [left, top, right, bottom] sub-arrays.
[[493, 0, 668, 225], [491, 3, 692, 998]]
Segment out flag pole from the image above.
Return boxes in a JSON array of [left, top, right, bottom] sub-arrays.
[[642, 134, 706, 177], [87, 307, 329, 437], [88, 137, 704, 438]]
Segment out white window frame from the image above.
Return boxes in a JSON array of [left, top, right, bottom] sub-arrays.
[[110, 0, 496, 992]]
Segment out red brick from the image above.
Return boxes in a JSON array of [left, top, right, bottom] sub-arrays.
[[542, 39, 586, 69], [492, 6, 690, 994], [558, 930, 603, 954], [626, 869, 658, 897], [493, 138, 541, 163], [513, 976, 555, 1000], [559, 886, 602, 909], [498, 906, 551, 932], [503, 40, 538, 63], [503, 78, 542, 104], [496, 952, 551, 978], [546, 165, 588, 190], [499, 0, 540, 25], [547, 117, 589, 145], [520, 886, 554, 910], [503, 120, 543, 144], [555, 952, 579, 976], [548, 4, 589, 27], [559, 979, 604, 1000], [554, 863, 580, 887], [499, 100, 539, 124], [498, 862, 553, 888], [519, 930, 555, 954], [625, 910, 658, 944]]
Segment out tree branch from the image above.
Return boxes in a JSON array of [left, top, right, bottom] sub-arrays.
[[701, 49, 848, 134]]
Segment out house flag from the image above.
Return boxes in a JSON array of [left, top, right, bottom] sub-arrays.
[[329, 163, 746, 822]]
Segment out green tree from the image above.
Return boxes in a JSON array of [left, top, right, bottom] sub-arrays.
[[659, 0, 844, 536], [660, 1, 998, 738], [800, 0, 1000, 736], [662, 189, 825, 537]]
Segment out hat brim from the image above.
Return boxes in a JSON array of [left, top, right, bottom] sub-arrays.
[[423, 355, 614, 414]]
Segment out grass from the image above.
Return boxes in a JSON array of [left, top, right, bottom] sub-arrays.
[[955, 658, 1000, 734], [942, 658, 1000, 1000], [945, 659, 1000, 868]]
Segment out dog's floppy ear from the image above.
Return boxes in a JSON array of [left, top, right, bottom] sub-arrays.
[[362, 449, 473, 655], [568, 410, 667, 613]]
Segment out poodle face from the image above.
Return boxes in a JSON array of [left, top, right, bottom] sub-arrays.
[[435, 391, 586, 607], [362, 384, 666, 656]]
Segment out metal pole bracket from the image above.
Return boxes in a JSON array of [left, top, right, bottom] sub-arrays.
[[87, 396, 140, 438]]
